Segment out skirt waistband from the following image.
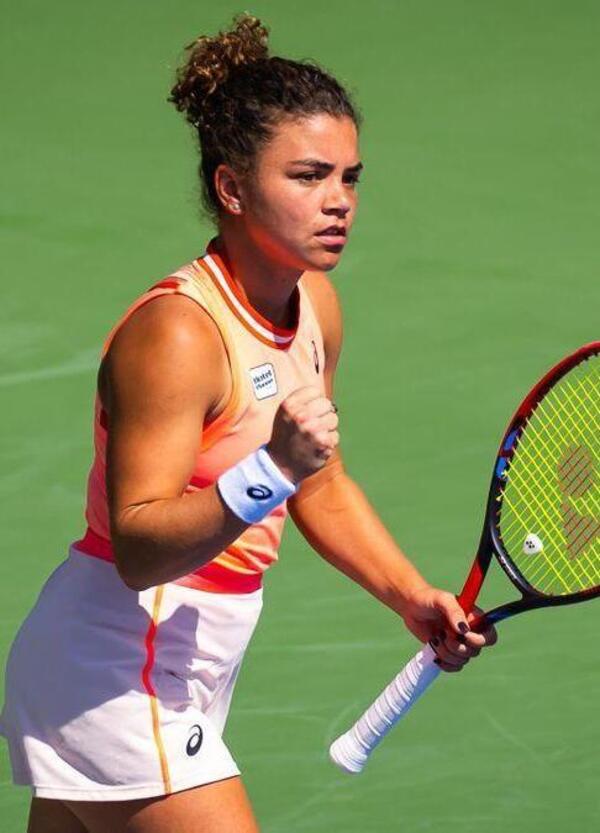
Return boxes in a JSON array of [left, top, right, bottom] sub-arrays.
[[71, 527, 263, 594]]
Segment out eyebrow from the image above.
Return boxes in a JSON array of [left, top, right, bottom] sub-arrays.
[[289, 159, 364, 173]]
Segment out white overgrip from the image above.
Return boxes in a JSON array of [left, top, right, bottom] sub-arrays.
[[328, 642, 441, 774]]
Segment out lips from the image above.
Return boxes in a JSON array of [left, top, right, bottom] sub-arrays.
[[316, 227, 347, 250], [316, 226, 346, 236]]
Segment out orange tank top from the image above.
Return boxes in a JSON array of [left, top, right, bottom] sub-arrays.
[[72, 238, 326, 593]]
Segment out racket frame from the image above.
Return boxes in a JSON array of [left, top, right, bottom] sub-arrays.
[[329, 340, 600, 775], [459, 340, 600, 627]]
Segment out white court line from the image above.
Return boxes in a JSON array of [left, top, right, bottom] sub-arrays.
[[251, 638, 401, 654], [481, 708, 545, 765], [0, 348, 98, 387]]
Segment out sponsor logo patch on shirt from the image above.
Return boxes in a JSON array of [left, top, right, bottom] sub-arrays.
[[250, 363, 278, 400]]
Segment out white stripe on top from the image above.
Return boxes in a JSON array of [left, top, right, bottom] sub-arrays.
[[202, 254, 296, 347]]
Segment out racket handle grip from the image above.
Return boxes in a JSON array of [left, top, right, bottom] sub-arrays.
[[328, 643, 440, 774]]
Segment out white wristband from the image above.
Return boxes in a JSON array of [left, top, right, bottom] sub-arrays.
[[216, 445, 297, 524]]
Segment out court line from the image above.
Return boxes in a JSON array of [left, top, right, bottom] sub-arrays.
[[481, 709, 545, 764], [0, 348, 98, 387], [252, 638, 402, 654], [263, 779, 345, 833], [262, 702, 360, 833]]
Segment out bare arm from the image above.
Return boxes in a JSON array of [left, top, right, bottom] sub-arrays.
[[289, 273, 497, 668], [102, 291, 338, 592], [102, 294, 248, 590], [289, 273, 428, 616], [289, 458, 429, 616]]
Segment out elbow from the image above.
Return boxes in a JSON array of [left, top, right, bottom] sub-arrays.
[[110, 506, 160, 591], [111, 534, 154, 592], [119, 571, 152, 593], [114, 555, 150, 592]]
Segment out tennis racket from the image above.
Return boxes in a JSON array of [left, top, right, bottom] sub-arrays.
[[329, 340, 600, 774]]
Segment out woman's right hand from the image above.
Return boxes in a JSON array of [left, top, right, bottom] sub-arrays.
[[266, 386, 339, 484]]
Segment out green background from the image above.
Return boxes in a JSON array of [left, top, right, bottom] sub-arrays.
[[2, 1, 600, 830]]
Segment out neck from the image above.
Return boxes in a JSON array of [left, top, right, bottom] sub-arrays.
[[213, 228, 302, 330]]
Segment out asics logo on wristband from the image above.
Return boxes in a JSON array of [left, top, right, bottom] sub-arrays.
[[246, 484, 274, 500], [217, 448, 296, 523]]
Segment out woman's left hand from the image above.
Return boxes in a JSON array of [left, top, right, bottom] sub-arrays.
[[400, 585, 498, 672]]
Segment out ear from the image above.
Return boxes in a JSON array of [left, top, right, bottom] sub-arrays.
[[214, 164, 245, 216]]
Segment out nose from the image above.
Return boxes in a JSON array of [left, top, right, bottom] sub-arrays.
[[322, 178, 353, 219]]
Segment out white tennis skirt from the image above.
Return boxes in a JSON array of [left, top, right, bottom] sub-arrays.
[[0, 546, 263, 802]]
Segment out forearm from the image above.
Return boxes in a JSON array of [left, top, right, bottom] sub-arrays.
[[112, 485, 247, 590], [288, 469, 430, 616]]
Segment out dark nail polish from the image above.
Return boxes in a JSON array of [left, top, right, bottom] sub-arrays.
[[458, 621, 469, 634], [457, 633, 466, 645], [433, 658, 441, 665]]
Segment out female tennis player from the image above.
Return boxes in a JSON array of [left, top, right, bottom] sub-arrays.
[[0, 14, 497, 833]]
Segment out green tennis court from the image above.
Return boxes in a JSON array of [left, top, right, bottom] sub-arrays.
[[2, 1, 599, 829]]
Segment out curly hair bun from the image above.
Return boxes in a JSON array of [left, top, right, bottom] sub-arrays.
[[169, 13, 269, 129], [168, 13, 360, 220]]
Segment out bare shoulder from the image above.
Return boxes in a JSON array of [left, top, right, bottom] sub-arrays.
[[119, 292, 222, 347], [99, 293, 228, 418], [300, 270, 343, 358]]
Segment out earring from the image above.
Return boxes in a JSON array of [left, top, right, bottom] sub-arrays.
[[230, 201, 241, 213]]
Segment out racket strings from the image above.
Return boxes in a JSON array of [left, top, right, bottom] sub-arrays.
[[558, 446, 593, 498], [497, 354, 600, 596], [514, 382, 600, 590], [503, 462, 595, 592], [501, 412, 598, 590], [501, 447, 591, 592], [504, 369, 600, 591]]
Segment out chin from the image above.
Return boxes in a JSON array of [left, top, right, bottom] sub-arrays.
[[302, 247, 344, 273], [316, 250, 344, 271]]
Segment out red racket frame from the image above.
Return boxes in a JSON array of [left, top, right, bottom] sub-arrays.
[[457, 340, 600, 628]]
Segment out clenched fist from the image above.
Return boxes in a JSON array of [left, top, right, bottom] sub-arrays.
[[266, 386, 339, 483]]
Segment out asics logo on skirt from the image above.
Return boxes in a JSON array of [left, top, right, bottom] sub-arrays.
[[186, 724, 204, 757]]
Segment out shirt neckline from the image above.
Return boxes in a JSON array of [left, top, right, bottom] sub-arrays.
[[197, 238, 300, 350]]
